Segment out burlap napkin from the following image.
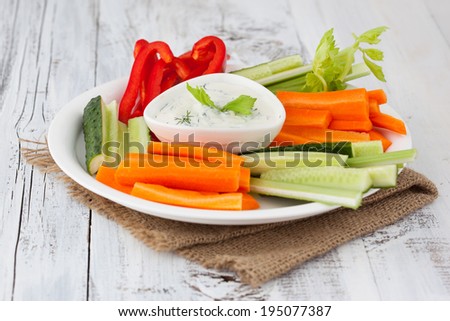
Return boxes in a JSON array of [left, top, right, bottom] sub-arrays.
[[22, 141, 438, 287]]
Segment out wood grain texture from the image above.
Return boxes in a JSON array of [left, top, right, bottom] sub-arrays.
[[0, 0, 449, 300]]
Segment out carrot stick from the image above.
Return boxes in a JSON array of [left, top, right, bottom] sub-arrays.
[[276, 88, 369, 120], [282, 126, 370, 143], [116, 153, 241, 192], [148, 141, 244, 166], [368, 89, 387, 105], [238, 167, 251, 192], [272, 130, 312, 146], [284, 107, 332, 128], [370, 113, 407, 135], [368, 129, 392, 151], [96, 165, 133, 194], [242, 193, 260, 210], [369, 99, 380, 116], [131, 183, 245, 210], [328, 119, 373, 132]]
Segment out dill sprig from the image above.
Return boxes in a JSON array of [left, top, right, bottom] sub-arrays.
[[175, 110, 193, 125]]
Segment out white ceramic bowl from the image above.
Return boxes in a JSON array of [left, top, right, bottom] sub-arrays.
[[143, 73, 285, 153]]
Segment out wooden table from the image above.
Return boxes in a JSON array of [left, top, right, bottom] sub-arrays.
[[1, 0, 450, 300]]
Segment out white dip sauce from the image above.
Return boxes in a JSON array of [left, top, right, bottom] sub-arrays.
[[154, 82, 273, 128]]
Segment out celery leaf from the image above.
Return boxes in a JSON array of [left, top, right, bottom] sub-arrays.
[[222, 95, 256, 115], [186, 83, 256, 115], [186, 83, 218, 109], [302, 26, 388, 91]]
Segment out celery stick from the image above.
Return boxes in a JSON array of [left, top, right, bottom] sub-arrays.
[[346, 149, 417, 168], [265, 63, 370, 93], [230, 55, 303, 81], [256, 65, 312, 86]]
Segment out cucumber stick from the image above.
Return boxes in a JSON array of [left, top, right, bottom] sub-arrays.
[[117, 120, 128, 161], [83, 97, 127, 174], [261, 166, 373, 192], [127, 116, 150, 154], [351, 141, 383, 158], [83, 96, 104, 175], [242, 151, 348, 175], [102, 100, 119, 164], [250, 178, 363, 209], [366, 165, 398, 188]]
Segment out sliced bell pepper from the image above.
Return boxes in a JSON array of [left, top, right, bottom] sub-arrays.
[[178, 50, 210, 79], [133, 39, 149, 58], [119, 41, 174, 124], [143, 59, 167, 107], [191, 36, 227, 74], [161, 68, 178, 92], [119, 36, 227, 123]]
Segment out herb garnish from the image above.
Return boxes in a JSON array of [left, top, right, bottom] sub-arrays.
[[175, 110, 193, 125], [186, 83, 256, 115]]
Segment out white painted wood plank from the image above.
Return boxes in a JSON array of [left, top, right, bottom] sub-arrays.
[[1, 0, 95, 300]]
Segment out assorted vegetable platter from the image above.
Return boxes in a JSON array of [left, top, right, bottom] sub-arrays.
[[72, 27, 416, 216]]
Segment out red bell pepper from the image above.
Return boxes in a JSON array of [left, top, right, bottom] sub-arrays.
[[143, 59, 167, 107], [119, 41, 174, 124], [191, 36, 227, 74], [161, 68, 178, 92], [178, 50, 210, 79], [133, 39, 149, 58], [119, 36, 227, 123]]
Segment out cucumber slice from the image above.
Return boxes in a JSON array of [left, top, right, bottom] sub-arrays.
[[83, 96, 104, 175], [351, 141, 383, 158], [241, 151, 348, 175], [241, 142, 354, 157], [261, 166, 373, 192], [346, 149, 417, 168], [250, 178, 363, 209], [101, 100, 119, 166], [127, 116, 150, 154], [365, 165, 398, 188]]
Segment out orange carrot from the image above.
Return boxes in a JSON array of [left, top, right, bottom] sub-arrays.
[[328, 119, 373, 132], [368, 129, 392, 151], [148, 141, 244, 166], [282, 126, 370, 143], [116, 153, 241, 192], [272, 130, 312, 146], [276, 88, 369, 120], [242, 193, 260, 210], [96, 165, 133, 194], [284, 107, 332, 128], [369, 99, 380, 116], [370, 113, 407, 135], [238, 167, 251, 192], [368, 89, 387, 105], [131, 183, 246, 210]]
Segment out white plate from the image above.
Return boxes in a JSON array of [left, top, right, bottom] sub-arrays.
[[47, 77, 412, 225]]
